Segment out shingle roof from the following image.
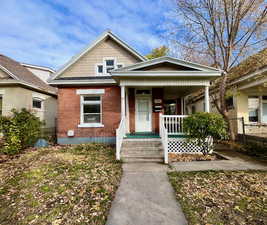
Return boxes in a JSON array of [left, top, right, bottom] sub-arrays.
[[0, 54, 57, 95], [228, 48, 267, 82], [188, 48, 267, 102]]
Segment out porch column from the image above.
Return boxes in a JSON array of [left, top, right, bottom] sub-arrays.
[[204, 85, 210, 112], [259, 96, 263, 123], [121, 85, 126, 119]]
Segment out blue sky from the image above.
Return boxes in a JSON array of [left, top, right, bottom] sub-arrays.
[[0, 0, 173, 69]]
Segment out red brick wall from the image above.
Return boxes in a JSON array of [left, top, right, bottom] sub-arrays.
[[57, 86, 121, 138], [152, 88, 164, 133]]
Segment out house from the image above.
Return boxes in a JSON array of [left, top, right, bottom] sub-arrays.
[[21, 63, 55, 83], [48, 30, 221, 163], [0, 54, 57, 132], [187, 48, 267, 136]]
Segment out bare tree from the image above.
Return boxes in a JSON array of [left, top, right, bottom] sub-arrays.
[[169, 0, 267, 140]]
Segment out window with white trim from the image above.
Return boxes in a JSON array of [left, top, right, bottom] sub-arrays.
[[32, 98, 42, 109], [81, 96, 102, 124], [96, 64, 103, 75], [95, 58, 123, 75], [105, 59, 115, 74]]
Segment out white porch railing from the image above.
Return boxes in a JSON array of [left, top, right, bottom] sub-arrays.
[[160, 114, 169, 164], [161, 115, 188, 135], [116, 117, 126, 160]]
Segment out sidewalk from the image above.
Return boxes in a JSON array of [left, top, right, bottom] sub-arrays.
[[170, 150, 267, 172], [106, 163, 187, 225]]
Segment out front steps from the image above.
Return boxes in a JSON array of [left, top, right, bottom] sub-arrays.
[[121, 138, 164, 163]]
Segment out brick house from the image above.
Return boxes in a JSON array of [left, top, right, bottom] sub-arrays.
[[49, 30, 221, 163]]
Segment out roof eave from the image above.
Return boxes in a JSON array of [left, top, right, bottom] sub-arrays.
[[0, 80, 57, 96]]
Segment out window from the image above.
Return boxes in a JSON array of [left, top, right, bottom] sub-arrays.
[[81, 96, 102, 125], [226, 96, 234, 110], [105, 59, 115, 74], [33, 98, 42, 109], [96, 64, 103, 75], [95, 58, 123, 75], [248, 96, 259, 122]]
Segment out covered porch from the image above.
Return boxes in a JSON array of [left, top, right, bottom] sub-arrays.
[[111, 56, 221, 163]]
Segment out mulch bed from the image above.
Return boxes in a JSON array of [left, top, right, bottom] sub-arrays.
[[169, 153, 225, 162]]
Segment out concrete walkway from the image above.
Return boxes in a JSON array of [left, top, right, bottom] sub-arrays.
[[170, 150, 267, 172], [106, 163, 187, 225], [106, 151, 266, 225]]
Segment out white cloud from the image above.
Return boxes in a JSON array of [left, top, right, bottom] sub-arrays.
[[0, 0, 173, 69]]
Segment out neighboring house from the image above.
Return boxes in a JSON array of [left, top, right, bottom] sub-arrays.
[[48, 30, 221, 163], [187, 48, 267, 136], [21, 63, 55, 83], [0, 54, 57, 131]]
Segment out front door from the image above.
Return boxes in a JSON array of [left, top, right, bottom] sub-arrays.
[[136, 96, 152, 132]]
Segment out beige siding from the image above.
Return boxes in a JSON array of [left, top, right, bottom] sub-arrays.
[[60, 38, 140, 78], [0, 69, 10, 78], [0, 87, 57, 128], [24, 66, 52, 83]]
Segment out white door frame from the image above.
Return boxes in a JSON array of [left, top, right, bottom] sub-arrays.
[[135, 94, 152, 132]]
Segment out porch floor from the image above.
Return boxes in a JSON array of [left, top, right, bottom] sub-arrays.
[[125, 132, 160, 139]]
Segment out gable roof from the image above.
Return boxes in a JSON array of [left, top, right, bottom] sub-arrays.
[[113, 56, 221, 72], [49, 30, 146, 82], [111, 56, 221, 80], [0, 54, 57, 95], [21, 63, 55, 73]]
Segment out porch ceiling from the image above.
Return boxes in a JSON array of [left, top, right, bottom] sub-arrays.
[[163, 86, 203, 97]]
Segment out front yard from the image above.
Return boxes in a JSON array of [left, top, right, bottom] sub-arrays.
[[0, 144, 122, 225], [168, 170, 267, 225]]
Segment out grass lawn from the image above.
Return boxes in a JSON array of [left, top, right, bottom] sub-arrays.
[[168, 170, 267, 225], [0, 144, 122, 225]]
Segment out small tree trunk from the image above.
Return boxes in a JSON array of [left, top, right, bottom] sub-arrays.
[[223, 113, 236, 141]]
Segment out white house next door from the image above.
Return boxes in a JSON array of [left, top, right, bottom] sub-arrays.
[[136, 96, 152, 132]]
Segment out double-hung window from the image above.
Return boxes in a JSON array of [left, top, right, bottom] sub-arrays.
[[105, 58, 115, 74], [80, 96, 102, 126]]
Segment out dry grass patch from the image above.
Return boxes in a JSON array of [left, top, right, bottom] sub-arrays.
[[168, 170, 267, 225], [0, 144, 122, 225]]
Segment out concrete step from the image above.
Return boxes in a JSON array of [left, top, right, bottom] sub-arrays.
[[122, 141, 162, 148], [122, 156, 164, 163], [122, 146, 163, 151], [122, 152, 163, 158]]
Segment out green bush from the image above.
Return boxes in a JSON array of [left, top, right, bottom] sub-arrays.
[[0, 108, 44, 155], [183, 112, 228, 155]]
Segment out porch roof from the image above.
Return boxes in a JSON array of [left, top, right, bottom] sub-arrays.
[[111, 56, 222, 83]]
